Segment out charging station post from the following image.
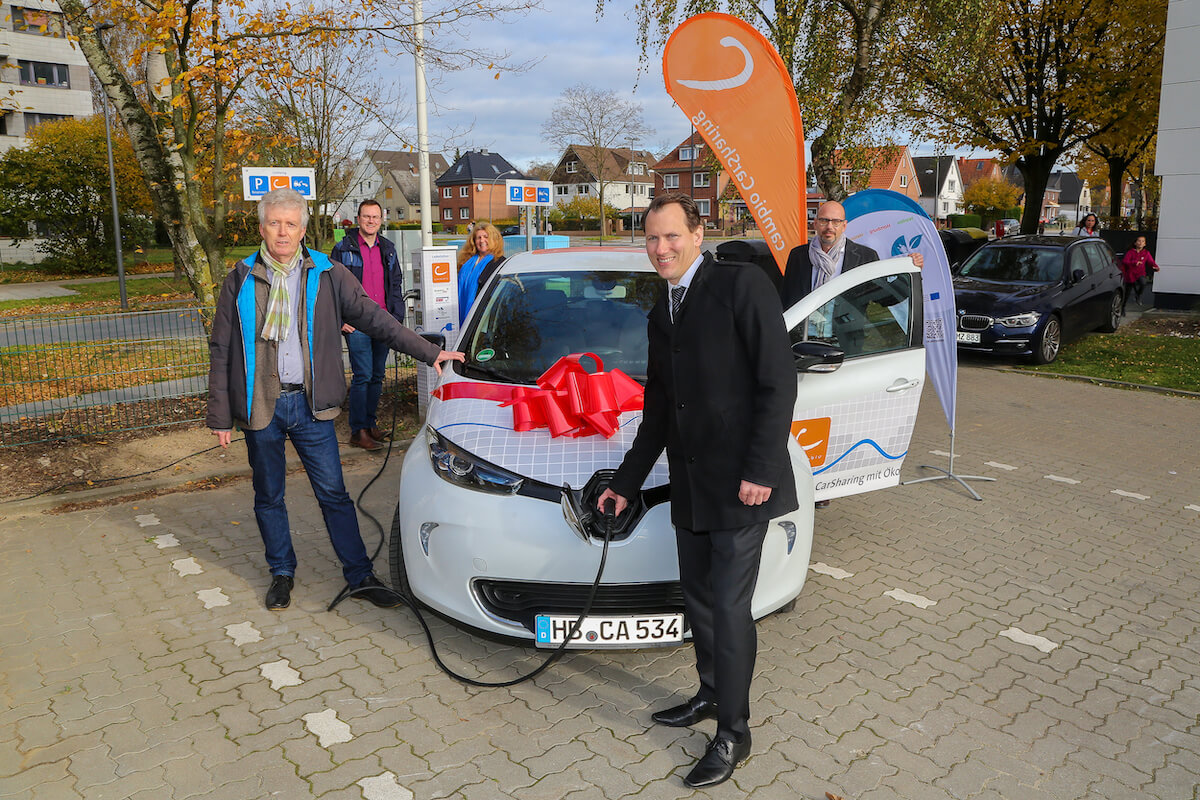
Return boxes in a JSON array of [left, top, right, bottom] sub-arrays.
[[412, 246, 459, 414]]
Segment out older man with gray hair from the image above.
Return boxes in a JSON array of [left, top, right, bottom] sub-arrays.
[[207, 187, 463, 611]]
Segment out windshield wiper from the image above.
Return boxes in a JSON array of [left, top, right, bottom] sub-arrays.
[[461, 362, 522, 383]]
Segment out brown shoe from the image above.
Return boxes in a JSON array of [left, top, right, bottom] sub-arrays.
[[368, 426, 392, 441], [349, 430, 382, 451]]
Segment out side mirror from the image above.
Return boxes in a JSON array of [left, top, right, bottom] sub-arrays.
[[792, 340, 845, 373], [1070, 268, 1086, 285], [420, 331, 446, 349]]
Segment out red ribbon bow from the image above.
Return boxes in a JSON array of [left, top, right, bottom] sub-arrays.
[[501, 353, 644, 439]]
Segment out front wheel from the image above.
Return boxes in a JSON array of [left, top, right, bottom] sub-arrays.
[[1033, 315, 1062, 364], [1098, 291, 1122, 333], [387, 502, 412, 598]]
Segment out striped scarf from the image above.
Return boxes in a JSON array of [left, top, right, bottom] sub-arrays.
[[259, 245, 302, 342]]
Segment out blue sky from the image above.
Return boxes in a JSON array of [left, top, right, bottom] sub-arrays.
[[385, 1, 712, 169]]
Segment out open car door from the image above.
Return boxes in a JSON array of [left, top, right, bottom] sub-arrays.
[[784, 257, 926, 501]]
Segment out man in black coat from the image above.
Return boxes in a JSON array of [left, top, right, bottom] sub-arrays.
[[599, 194, 798, 789]]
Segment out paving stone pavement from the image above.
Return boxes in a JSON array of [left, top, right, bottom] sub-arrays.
[[2, 366, 1199, 800]]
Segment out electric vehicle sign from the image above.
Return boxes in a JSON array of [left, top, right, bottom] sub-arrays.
[[506, 179, 553, 206], [241, 167, 317, 200], [535, 613, 684, 648]]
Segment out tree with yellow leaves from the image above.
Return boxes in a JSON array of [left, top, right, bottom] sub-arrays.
[[57, 0, 537, 325]]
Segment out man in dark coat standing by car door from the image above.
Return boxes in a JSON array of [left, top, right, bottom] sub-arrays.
[[329, 200, 407, 451], [599, 193, 798, 789]]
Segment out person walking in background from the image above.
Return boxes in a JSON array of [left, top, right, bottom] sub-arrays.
[[1121, 235, 1160, 313], [207, 188, 463, 611], [1073, 213, 1100, 237], [329, 200, 406, 451], [598, 194, 797, 789], [456, 222, 506, 325]]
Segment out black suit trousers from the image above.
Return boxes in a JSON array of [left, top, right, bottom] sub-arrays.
[[676, 520, 768, 741]]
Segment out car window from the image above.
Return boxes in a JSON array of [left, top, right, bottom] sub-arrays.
[[460, 270, 660, 384], [790, 273, 914, 359], [1082, 242, 1116, 273], [958, 246, 1063, 283]]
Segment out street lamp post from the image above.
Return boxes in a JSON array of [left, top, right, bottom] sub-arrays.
[[489, 169, 516, 222], [95, 23, 126, 310]]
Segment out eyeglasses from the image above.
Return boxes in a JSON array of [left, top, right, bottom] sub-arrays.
[[815, 217, 846, 226]]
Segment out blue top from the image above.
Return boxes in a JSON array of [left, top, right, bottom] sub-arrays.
[[458, 254, 493, 324]]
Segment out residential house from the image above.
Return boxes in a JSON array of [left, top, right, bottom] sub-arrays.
[[1053, 171, 1092, 225], [551, 144, 655, 229], [0, 1, 95, 154], [434, 149, 525, 227], [332, 149, 449, 224], [956, 157, 1005, 189], [651, 132, 732, 228], [912, 155, 964, 225], [832, 146, 921, 202]]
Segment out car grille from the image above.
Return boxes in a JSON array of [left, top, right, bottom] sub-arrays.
[[959, 315, 993, 331], [474, 579, 685, 630]]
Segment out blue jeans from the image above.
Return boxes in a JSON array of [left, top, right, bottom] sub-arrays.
[[242, 390, 373, 585], [346, 330, 390, 433]]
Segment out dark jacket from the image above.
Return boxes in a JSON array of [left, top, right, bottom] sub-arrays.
[[780, 239, 880, 307], [609, 255, 798, 530], [329, 228, 405, 322], [206, 247, 440, 432]]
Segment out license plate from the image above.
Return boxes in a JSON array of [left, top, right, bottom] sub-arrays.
[[956, 331, 981, 343], [535, 613, 684, 648]]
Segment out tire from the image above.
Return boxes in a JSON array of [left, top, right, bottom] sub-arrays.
[[387, 502, 412, 598], [1097, 291, 1122, 333], [1033, 315, 1062, 364]]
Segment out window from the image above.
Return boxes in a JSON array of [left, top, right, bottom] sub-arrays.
[[23, 112, 70, 131], [460, 207, 470, 220], [18, 60, 71, 88], [839, 170, 851, 189], [0, 113, 7, 136], [679, 147, 694, 160], [899, 175, 908, 188], [12, 7, 65, 36], [577, 184, 590, 194], [696, 199, 711, 216], [442, 187, 452, 199], [693, 172, 710, 188], [626, 184, 632, 194], [663, 174, 679, 190], [566, 161, 578, 173], [443, 208, 452, 220], [556, 185, 568, 196], [460, 186, 469, 197], [949, 179, 956, 191], [630, 162, 646, 175], [385, 187, 393, 199], [791, 274, 915, 359]]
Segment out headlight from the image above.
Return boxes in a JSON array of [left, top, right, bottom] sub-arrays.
[[427, 427, 523, 495], [996, 311, 1041, 328]]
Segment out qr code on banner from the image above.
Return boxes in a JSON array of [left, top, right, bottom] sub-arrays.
[[925, 316, 945, 342]]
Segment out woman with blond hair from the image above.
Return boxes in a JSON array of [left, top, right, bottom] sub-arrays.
[[457, 222, 505, 324]]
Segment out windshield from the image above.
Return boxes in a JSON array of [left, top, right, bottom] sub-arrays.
[[458, 269, 660, 384], [958, 246, 1064, 283]]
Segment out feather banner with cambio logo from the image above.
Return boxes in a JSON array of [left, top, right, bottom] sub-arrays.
[[662, 13, 806, 273]]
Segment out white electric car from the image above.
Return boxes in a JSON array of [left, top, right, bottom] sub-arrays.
[[391, 248, 925, 647]]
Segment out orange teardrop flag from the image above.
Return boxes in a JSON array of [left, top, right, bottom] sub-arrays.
[[663, 13, 807, 273]]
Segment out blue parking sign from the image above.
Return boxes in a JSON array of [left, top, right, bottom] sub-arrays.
[[249, 175, 268, 195], [536, 186, 550, 204], [291, 175, 311, 195], [508, 184, 522, 203]]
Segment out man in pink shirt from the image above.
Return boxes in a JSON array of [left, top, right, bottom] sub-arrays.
[[330, 200, 407, 450]]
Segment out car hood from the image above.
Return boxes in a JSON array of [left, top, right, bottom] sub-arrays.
[[426, 375, 669, 491], [953, 276, 1059, 316]]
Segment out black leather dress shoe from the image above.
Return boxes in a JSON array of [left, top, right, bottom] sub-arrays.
[[265, 575, 293, 610], [352, 574, 402, 608], [651, 697, 718, 727], [683, 733, 751, 789], [367, 426, 392, 442]]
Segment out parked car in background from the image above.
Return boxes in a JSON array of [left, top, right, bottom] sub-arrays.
[[939, 227, 989, 268], [999, 218, 1021, 237], [500, 225, 521, 236], [953, 235, 1124, 364]]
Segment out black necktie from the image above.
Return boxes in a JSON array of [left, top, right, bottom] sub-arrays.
[[670, 286, 685, 321]]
